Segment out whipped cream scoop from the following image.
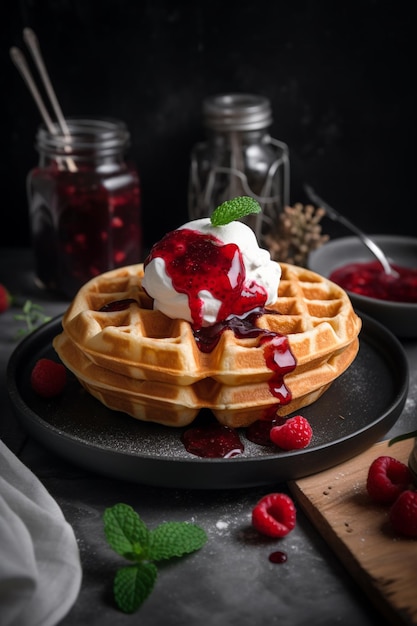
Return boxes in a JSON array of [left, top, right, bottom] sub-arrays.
[[143, 218, 281, 328]]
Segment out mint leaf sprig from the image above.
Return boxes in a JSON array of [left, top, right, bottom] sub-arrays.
[[14, 300, 51, 339], [210, 196, 261, 226], [104, 503, 207, 613], [389, 430, 417, 446]]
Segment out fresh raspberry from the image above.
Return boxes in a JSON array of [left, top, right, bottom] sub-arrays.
[[366, 456, 412, 504], [252, 493, 296, 538], [30, 358, 67, 398], [0, 284, 11, 313], [269, 415, 313, 450], [389, 490, 417, 537]]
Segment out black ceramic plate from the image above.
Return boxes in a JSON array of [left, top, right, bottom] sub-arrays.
[[7, 314, 408, 489]]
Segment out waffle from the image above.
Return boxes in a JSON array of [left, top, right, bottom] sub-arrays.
[[53, 262, 362, 428]]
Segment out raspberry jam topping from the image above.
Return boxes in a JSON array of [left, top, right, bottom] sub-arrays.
[[329, 261, 417, 303], [194, 307, 273, 353], [99, 298, 138, 312], [144, 228, 268, 329]]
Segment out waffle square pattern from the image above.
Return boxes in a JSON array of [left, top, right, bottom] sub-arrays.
[[53, 263, 362, 428]]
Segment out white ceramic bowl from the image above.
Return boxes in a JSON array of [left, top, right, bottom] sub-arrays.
[[308, 235, 417, 338]]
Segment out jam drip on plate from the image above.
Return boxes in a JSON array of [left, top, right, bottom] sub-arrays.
[[181, 421, 244, 459], [245, 417, 286, 446]]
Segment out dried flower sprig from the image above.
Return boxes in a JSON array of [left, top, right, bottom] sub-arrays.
[[265, 203, 329, 267]]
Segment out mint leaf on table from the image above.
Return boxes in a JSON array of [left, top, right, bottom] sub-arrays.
[[148, 521, 208, 560], [114, 563, 158, 614], [210, 196, 261, 226], [104, 503, 150, 559], [103, 503, 207, 613]]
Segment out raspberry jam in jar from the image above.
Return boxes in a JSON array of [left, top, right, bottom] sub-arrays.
[[27, 118, 142, 299]]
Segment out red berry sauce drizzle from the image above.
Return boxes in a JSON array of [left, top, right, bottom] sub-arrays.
[[181, 419, 244, 459], [245, 416, 287, 446], [329, 261, 417, 303], [100, 298, 138, 312], [143, 228, 297, 458]]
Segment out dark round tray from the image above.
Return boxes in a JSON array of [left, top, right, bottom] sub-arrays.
[[7, 313, 409, 489]]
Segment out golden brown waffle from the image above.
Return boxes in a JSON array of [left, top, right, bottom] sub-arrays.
[[53, 262, 362, 428], [54, 331, 359, 427]]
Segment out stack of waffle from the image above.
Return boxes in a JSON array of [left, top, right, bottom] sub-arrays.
[[53, 263, 361, 428]]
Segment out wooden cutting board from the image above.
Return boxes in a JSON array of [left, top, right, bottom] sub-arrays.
[[289, 439, 417, 626]]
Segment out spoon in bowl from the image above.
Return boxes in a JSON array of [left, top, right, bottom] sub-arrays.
[[304, 185, 397, 277]]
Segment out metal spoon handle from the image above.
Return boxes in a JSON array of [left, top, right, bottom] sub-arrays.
[[10, 29, 77, 173], [304, 185, 395, 276], [10, 46, 56, 134], [23, 28, 71, 137]]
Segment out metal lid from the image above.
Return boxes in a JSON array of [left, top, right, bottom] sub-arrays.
[[203, 94, 273, 131]]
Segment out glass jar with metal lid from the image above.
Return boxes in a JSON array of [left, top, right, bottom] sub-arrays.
[[27, 117, 142, 299], [188, 93, 290, 244]]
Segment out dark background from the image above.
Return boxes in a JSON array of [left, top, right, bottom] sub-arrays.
[[2, 0, 415, 251]]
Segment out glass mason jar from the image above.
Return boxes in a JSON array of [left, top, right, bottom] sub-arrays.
[[188, 93, 290, 245], [27, 117, 142, 299]]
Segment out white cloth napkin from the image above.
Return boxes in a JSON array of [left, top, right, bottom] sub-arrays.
[[0, 440, 82, 626]]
